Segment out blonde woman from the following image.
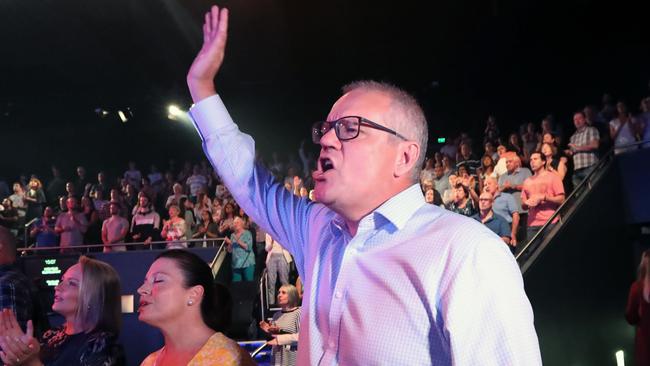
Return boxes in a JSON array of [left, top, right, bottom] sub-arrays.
[[0, 256, 124, 366], [626, 250, 650, 366], [259, 285, 301, 366]]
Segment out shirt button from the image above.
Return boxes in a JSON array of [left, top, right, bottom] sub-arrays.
[[335, 291, 342, 299], [329, 340, 336, 348]]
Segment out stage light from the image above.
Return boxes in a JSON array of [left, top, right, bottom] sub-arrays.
[[118, 110, 128, 123], [94, 108, 110, 117], [168, 105, 183, 117], [615, 350, 624, 366]]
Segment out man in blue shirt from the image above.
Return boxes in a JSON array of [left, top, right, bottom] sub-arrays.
[[185, 6, 541, 365], [472, 192, 512, 246]]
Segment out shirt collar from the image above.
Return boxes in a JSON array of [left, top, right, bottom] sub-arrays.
[[330, 184, 426, 234], [373, 184, 426, 231]]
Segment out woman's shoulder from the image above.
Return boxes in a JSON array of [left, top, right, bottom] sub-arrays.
[[192, 333, 255, 366], [140, 348, 163, 366]]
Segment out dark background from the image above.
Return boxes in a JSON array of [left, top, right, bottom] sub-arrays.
[[1, 0, 649, 180]]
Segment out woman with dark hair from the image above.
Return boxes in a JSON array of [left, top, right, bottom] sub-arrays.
[[138, 249, 254, 366], [81, 195, 102, 248], [259, 284, 301, 366], [477, 155, 496, 193], [218, 202, 236, 238], [193, 210, 220, 247], [446, 184, 477, 217], [626, 250, 650, 366], [507, 132, 524, 161], [0, 256, 124, 365]]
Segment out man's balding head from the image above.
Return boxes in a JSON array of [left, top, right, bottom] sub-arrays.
[[341, 81, 428, 181]]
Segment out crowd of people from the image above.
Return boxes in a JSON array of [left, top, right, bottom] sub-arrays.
[[0, 94, 648, 263]]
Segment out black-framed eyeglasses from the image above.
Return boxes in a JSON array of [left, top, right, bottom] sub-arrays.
[[311, 116, 408, 144]]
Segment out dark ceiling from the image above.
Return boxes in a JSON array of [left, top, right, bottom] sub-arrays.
[[1, 0, 649, 177]]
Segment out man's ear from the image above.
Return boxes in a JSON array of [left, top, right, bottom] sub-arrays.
[[394, 141, 420, 178]]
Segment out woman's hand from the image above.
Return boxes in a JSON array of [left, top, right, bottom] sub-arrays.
[[0, 311, 40, 366]]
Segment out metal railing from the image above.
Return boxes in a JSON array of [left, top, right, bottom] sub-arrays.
[[18, 237, 226, 254], [516, 139, 649, 273]]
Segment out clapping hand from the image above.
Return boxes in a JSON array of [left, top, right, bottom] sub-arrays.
[[0, 309, 39, 366]]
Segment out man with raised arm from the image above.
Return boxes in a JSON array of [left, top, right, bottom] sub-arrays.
[[186, 6, 541, 365]]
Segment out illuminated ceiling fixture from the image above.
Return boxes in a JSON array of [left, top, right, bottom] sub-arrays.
[[118, 110, 128, 123], [94, 108, 110, 117]]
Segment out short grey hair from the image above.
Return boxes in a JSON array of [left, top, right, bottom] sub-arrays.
[[342, 80, 428, 182]]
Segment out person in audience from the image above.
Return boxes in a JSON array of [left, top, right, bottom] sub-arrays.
[[565, 111, 600, 188], [218, 202, 236, 238], [139, 177, 157, 208], [521, 152, 565, 244], [193, 209, 220, 247], [484, 177, 520, 248], [65, 182, 78, 201], [29, 207, 59, 251], [109, 188, 128, 219], [24, 178, 46, 224], [0, 199, 20, 236], [165, 183, 187, 210], [8, 183, 27, 223], [179, 197, 196, 244], [0, 256, 124, 366], [80, 195, 101, 247], [161, 205, 187, 249], [54, 197, 88, 252], [639, 97, 650, 148], [484, 141, 499, 162], [625, 249, 650, 366], [498, 153, 531, 211], [522, 122, 539, 160], [441, 154, 454, 176], [507, 132, 524, 158], [138, 249, 255, 365], [92, 171, 111, 200], [441, 174, 458, 206], [419, 158, 435, 187], [124, 161, 142, 190], [265, 234, 292, 305], [123, 183, 138, 216], [472, 191, 511, 246], [46, 166, 66, 207], [74, 166, 89, 197], [424, 188, 442, 206], [609, 100, 638, 154], [92, 189, 110, 221], [493, 145, 509, 178], [446, 184, 477, 217], [432, 162, 450, 197], [131, 193, 161, 248], [0, 226, 35, 332], [541, 142, 567, 181], [225, 216, 255, 282], [186, 7, 541, 364], [186, 165, 209, 203], [101, 202, 129, 252], [484, 115, 500, 145], [477, 154, 496, 193], [455, 142, 480, 175], [259, 284, 301, 366]]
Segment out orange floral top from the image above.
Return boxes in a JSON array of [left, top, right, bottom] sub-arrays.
[[140, 332, 255, 366]]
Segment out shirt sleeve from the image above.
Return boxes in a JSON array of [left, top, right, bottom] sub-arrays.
[[189, 95, 315, 268]]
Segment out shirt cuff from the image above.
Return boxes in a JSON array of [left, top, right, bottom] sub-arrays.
[[188, 94, 235, 142]]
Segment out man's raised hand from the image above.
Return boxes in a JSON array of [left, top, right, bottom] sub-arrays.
[[187, 6, 229, 103]]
